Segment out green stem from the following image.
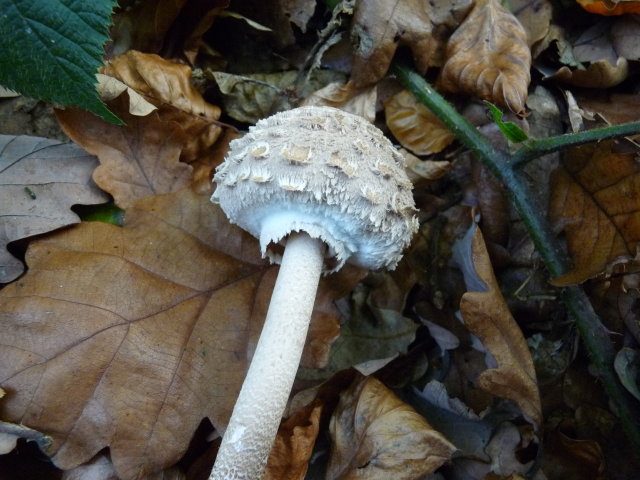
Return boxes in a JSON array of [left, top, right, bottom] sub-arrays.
[[512, 122, 640, 167], [393, 62, 640, 451]]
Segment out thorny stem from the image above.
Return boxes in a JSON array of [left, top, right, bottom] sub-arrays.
[[393, 62, 640, 453], [512, 121, 640, 168]]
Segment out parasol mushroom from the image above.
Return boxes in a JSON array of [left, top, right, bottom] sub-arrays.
[[209, 106, 418, 479]]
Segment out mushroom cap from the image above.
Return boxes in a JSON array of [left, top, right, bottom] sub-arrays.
[[212, 106, 418, 272]]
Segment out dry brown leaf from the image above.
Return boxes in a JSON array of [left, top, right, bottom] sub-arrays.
[[0, 186, 359, 480], [102, 51, 222, 163], [56, 105, 194, 209], [326, 375, 455, 480], [578, 93, 640, 127], [438, 0, 531, 113], [455, 223, 542, 426], [96, 74, 157, 117], [548, 57, 628, 88], [350, 0, 437, 87], [549, 141, 640, 285], [302, 81, 377, 123], [385, 90, 456, 155], [0, 135, 109, 283], [509, 0, 553, 48], [110, 0, 229, 61], [401, 149, 451, 186], [264, 403, 322, 480]]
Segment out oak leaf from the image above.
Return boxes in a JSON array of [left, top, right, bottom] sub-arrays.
[[56, 104, 195, 209], [350, 0, 437, 87], [326, 375, 455, 479], [454, 223, 542, 426], [438, 0, 531, 113], [549, 141, 640, 285], [0, 186, 359, 479], [385, 90, 455, 155], [0, 135, 108, 283]]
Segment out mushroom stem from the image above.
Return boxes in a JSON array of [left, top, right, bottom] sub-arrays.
[[210, 232, 325, 480]]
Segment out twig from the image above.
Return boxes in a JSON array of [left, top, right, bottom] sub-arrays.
[[393, 62, 640, 453]]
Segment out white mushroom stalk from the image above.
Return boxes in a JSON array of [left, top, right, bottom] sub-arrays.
[[209, 106, 418, 480]]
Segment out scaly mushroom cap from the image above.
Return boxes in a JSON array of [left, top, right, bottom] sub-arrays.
[[212, 106, 418, 272]]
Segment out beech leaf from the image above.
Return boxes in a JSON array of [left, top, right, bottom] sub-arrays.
[[0, 135, 109, 283], [0, 187, 358, 479], [326, 376, 455, 480], [549, 141, 640, 285], [439, 0, 531, 113], [350, 0, 437, 87], [454, 223, 542, 426]]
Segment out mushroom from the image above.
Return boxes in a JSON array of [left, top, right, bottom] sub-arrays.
[[209, 106, 418, 479]]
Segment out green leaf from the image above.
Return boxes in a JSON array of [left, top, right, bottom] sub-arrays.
[[484, 101, 528, 143], [74, 202, 125, 226], [0, 0, 121, 124]]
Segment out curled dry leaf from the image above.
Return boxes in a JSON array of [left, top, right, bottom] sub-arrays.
[[56, 104, 194, 209], [302, 81, 377, 123], [549, 140, 640, 285], [95, 73, 157, 116], [350, 0, 436, 87], [0, 187, 359, 480], [454, 223, 542, 427], [327, 376, 455, 480], [102, 51, 222, 162], [0, 135, 108, 283], [547, 57, 628, 88], [385, 90, 456, 155], [438, 0, 531, 113], [264, 403, 323, 480]]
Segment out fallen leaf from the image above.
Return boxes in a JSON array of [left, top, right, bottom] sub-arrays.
[[411, 381, 493, 461], [542, 425, 606, 480], [0, 135, 108, 283], [350, 0, 437, 87], [102, 51, 222, 162], [385, 90, 456, 155], [297, 281, 419, 383], [549, 140, 640, 285], [578, 93, 640, 128], [614, 347, 640, 401], [56, 104, 194, 209], [577, 0, 640, 15], [485, 423, 536, 477], [326, 375, 455, 480], [109, 0, 229, 61], [509, 0, 553, 48], [302, 81, 377, 123], [401, 149, 451, 186], [438, 0, 531, 113], [453, 222, 542, 426], [211, 70, 345, 123], [547, 57, 628, 88], [0, 186, 359, 479], [279, 0, 316, 33], [264, 403, 322, 480], [95, 74, 157, 117], [611, 15, 640, 60]]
